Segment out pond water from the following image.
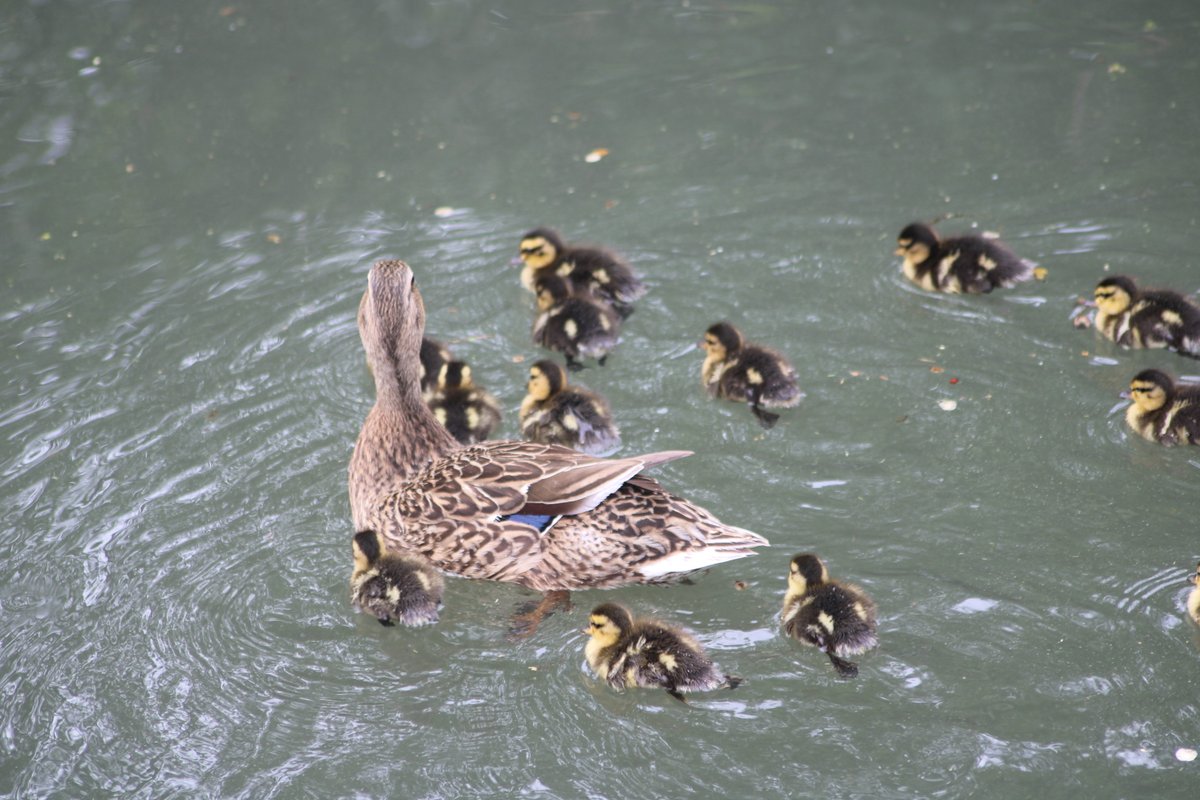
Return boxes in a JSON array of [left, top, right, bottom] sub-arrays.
[[2, 1, 1198, 797]]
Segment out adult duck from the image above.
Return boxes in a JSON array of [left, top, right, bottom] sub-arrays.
[[348, 260, 767, 630]]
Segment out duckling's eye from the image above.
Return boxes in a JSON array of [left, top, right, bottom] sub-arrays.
[[1095, 290, 1113, 299]]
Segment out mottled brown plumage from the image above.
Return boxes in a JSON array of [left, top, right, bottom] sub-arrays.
[[348, 260, 767, 594]]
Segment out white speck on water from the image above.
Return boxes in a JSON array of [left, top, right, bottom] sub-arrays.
[[952, 597, 999, 614]]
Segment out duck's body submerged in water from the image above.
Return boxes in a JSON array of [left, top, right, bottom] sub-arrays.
[[348, 260, 767, 630]]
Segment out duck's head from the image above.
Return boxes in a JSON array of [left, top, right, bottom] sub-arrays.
[[895, 222, 938, 262], [1094, 275, 1137, 317], [519, 228, 563, 270], [438, 361, 473, 392], [359, 260, 426, 395], [526, 359, 566, 402], [534, 274, 572, 311], [1129, 368, 1173, 413], [702, 321, 743, 361], [584, 602, 633, 646], [788, 553, 830, 595]]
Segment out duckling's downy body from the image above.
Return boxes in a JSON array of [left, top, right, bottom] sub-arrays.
[[348, 260, 767, 603], [700, 321, 801, 429], [518, 227, 645, 318], [1093, 275, 1200, 358], [520, 359, 620, 455], [781, 553, 877, 678], [427, 361, 502, 445], [532, 274, 621, 370], [1124, 368, 1200, 446], [1188, 563, 1200, 625], [351, 529, 444, 626], [583, 602, 740, 701], [894, 222, 1034, 294], [419, 337, 453, 401]]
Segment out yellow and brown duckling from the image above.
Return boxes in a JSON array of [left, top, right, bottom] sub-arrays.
[[1124, 368, 1200, 446], [700, 321, 801, 429], [518, 227, 645, 318], [1092, 275, 1200, 358], [427, 361, 502, 445], [419, 337, 453, 401], [351, 529, 444, 627], [1187, 562, 1200, 625], [519, 359, 620, 455], [583, 602, 741, 702], [533, 274, 621, 371], [894, 221, 1034, 294], [782, 553, 878, 678]]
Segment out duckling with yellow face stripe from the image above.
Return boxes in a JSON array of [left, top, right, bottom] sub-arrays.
[[427, 361, 502, 445], [519, 359, 620, 455], [532, 274, 621, 371], [583, 602, 741, 702], [782, 553, 878, 678], [351, 530, 444, 627], [1124, 368, 1200, 446], [894, 221, 1034, 294], [517, 227, 645, 318], [700, 321, 802, 429], [1187, 563, 1200, 625], [1093, 275, 1200, 358]]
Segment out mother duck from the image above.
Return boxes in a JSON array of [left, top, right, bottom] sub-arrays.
[[349, 260, 767, 627]]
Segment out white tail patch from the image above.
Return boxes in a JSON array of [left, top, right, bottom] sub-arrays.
[[564, 319, 578, 340], [637, 546, 760, 579], [817, 611, 836, 633], [746, 367, 763, 385]]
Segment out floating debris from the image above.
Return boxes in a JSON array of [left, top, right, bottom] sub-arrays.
[[938, 399, 958, 411], [584, 148, 609, 163]]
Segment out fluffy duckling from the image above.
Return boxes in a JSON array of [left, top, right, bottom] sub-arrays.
[[427, 361, 502, 445], [583, 602, 741, 702], [894, 221, 1034, 294], [700, 321, 801, 429], [1124, 368, 1200, 446], [351, 529, 444, 627], [1093, 275, 1200, 358], [532, 274, 621, 370], [518, 227, 645, 318], [782, 553, 878, 678], [1188, 562, 1200, 625], [419, 337, 453, 401], [519, 359, 620, 455]]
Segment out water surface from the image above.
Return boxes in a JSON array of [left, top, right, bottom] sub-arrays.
[[2, 2, 1199, 797]]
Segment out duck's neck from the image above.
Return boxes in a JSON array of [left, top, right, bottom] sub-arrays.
[[349, 355, 459, 530]]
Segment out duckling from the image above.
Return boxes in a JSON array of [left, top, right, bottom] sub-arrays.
[[532, 274, 621, 370], [519, 359, 620, 455], [583, 602, 741, 702], [1188, 562, 1200, 625], [700, 321, 802, 429], [419, 337, 454, 400], [1093, 275, 1200, 358], [350, 529, 444, 627], [894, 221, 1034, 294], [781, 553, 878, 678], [427, 361, 502, 445], [1124, 368, 1200, 446], [518, 227, 645, 318]]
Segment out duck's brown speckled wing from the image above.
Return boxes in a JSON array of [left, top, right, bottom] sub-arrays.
[[365, 442, 705, 586]]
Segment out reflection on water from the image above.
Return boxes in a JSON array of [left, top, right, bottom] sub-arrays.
[[2, 1, 1200, 798]]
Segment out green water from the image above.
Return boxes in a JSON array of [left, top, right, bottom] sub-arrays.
[[2, 2, 1198, 797]]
